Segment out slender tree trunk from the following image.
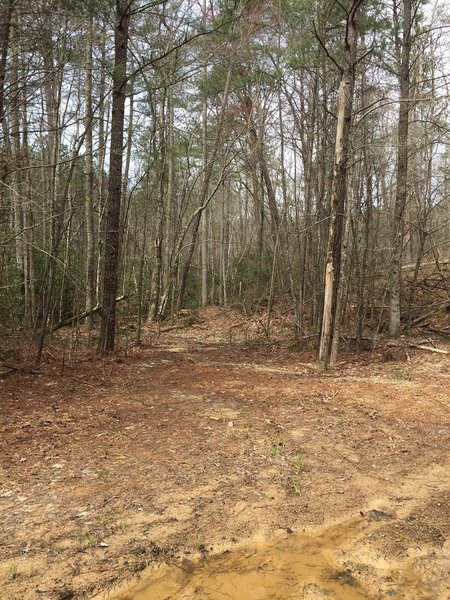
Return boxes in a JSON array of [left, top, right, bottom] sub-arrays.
[[36, 27, 64, 363], [319, 0, 362, 368], [85, 16, 96, 312], [11, 30, 24, 277], [176, 64, 233, 311], [21, 65, 36, 328], [149, 166, 165, 320], [96, 27, 108, 301], [98, 0, 130, 353], [330, 169, 353, 365], [355, 35, 372, 348], [246, 102, 290, 296], [0, 0, 12, 126], [119, 80, 134, 292], [246, 118, 263, 290], [163, 84, 176, 293], [200, 93, 209, 307], [0, 0, 13, 201], [149, 90, 166, 321], [137, 179, 149, 344], [221, 180, 230, 306], [389, 0, 412, 336]]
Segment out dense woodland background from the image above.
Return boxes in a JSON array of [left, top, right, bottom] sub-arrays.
[[0, 0, 449, 366]]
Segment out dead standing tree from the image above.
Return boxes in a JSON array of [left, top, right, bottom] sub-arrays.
[[318, 0, 364, 369]]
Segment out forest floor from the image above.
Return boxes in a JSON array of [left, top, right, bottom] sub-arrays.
[[0, 307, 449, 599]]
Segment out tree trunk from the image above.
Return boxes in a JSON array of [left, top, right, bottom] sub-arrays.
[[246, 119, 264, 290], [85, 16, 96, 313], [389, 0, 412, 337], [176, 64, 233, 311], [98, 0, 130, 353], [0, 0, 13, 202], [200, 93, 209, 307], [35, 25, 64, 363], [319, 0, 362, 368], [96, 26, 108, 301], [21, 68, 36, 328]]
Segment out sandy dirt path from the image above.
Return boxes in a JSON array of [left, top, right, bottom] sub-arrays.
[[1, 310, 449, 599]]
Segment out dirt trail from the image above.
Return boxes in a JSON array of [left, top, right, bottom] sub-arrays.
[[0, 308, 449, 599]]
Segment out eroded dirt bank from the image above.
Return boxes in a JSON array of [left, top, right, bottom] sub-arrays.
[[1, 309, 449, 599]]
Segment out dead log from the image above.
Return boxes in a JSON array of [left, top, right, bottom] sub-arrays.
[[410, 302, 450, 327], [52, 295, 128, 331], [160, 325, 187, 333], [0, 363, 41, 376], [402, 258, 449, 270], [409, 344, 450, 355], [425, 327, 450, 336]]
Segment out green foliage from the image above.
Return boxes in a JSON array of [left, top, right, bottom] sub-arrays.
[[197, 64, 259, 101], [80, 530, 95, 547], [292, 480, 301, 494], [392, 372, 410, 381], [183, 274, 201, 309], [8, 563, 19, 579], [62, 0, 114, 20], [0, 263, 24, 324], [230, 252, 269, 301], [282, 0, 396, 70], [195, 535, 206, 552], [294, 455, 304, 473], [211, 0, 246, 37]]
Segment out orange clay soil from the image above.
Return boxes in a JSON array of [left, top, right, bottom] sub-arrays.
[[0, 307, 449, 599]]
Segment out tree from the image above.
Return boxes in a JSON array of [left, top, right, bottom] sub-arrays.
[[98, 0, 130, 353], [319, 0, 364, 368], [0, 0, 448, 360], [389, 0, 412, 336]]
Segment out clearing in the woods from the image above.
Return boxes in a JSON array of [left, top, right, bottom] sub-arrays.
[[0, 308, 449, 599]]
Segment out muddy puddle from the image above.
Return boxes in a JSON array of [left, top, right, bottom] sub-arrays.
[[113, 516, 426, 599]]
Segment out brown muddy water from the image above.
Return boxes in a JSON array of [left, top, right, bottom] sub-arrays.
[[113, 517, 446, 599]]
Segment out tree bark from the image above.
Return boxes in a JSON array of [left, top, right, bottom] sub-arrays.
[[200, 92, 209, 307], [389, 0, 412, 336], [319, 0, 362, 368], [0, 0, 13, 202], [98, 0, 130, 353], [85, 16, 96, 313]]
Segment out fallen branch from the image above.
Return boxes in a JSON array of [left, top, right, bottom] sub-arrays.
[[0, 362, 41, 375], [160, 325, 187, 333], [402, 258, 449, 270], [52, 295, 128, 331], [410, 302, 450, 327], [409, 344, 450, 355], [424, 327, 450, 336]]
